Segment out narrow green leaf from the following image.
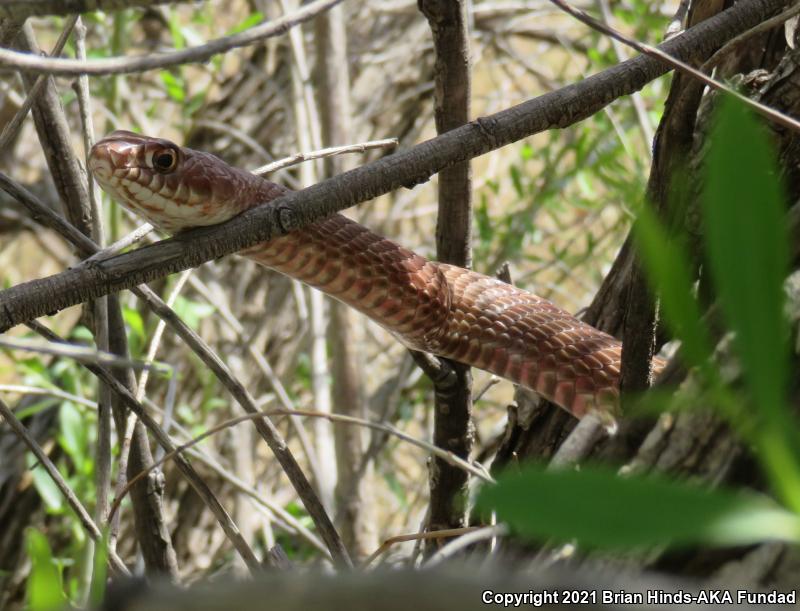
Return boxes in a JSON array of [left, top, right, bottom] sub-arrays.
[[633, 205, 711, 368], [58, 402, 87, 461], [159, 70, 185, 102], [173, 296, 215, 330], [509, 165, 523, 198], [167, 11, 185, 50], [26, 529, 67, 611], [701, 97, 800, 510], [89, 532, 109, 607], [26, 453, 64, 512], [477, 467, 800, 550], [702, 96, 789, 417], [226, 11, 264, 36], [122, 307, 145, 342]]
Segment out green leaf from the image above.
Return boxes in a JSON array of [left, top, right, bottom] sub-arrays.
[[477, 466, 800, 550], [173, 296, 215, 330], [89, 532, 109, 607], [159, 70, 185, 102], [476, 195, 492, 244], [58, 401, 87, 461], [702, 97, 800, 510], [633, 204, 712, 369], [702, 96, 789, 419], [26, 529, 67, 610], [168, 11, 185, 50], [122, 307, 145, 342], [15, 398, 59, 420], [70, 325, 94, 342], [27, 453, 64, 512], [509, 164, 524, 198], [226, 11, 264, 36]]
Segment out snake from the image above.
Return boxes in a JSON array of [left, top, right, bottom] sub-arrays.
[[88, 130, 665, 421]]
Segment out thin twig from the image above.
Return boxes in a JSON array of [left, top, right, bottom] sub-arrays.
[[424, 525, 509, 567], [473, 376, 500, 403], [108, 407, 495, 524], [0, 15, 77, 150], [252, 138, 399, 175], [0, 0, 346, 76], [548, 0, 800, 135], [0, 384, 98, 409], [86, 223, 154, 262], [595, 0, 654, 150], [0, 336, 170, 373], [362, 527, 481, 568], [73, 24, 114, 591]]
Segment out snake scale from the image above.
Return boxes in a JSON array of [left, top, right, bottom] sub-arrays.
[[89, 131, 665, 420]]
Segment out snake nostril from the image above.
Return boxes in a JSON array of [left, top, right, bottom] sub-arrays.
[[88, 154, 112, 179]]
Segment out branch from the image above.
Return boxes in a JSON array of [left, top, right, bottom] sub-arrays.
[[419, 0, 474, 539], [548, 0, 800, 134], [0, 0, 344, 75], [0, 0, 788, 332]]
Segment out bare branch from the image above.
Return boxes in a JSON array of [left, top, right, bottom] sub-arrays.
[[548, 0, 800, 134], [0, 0, 345, 75], [252, 138, 399, 175]]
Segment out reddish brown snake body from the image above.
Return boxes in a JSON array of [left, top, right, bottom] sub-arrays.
[[89, 131, 664, 421]]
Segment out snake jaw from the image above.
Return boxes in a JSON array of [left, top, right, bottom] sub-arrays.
[[90, 132, 212, 232]]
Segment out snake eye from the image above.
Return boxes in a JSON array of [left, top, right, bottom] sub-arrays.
[[152, 148, 177, 173]]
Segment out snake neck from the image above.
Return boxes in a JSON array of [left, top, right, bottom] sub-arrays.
[[240, 207, 639, 418], [241, 213, 452, 350]]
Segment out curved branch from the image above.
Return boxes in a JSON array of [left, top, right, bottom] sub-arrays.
[[0, 0, 344, 75]]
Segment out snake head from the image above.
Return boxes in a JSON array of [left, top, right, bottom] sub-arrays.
[[89, 130, 283, 233]]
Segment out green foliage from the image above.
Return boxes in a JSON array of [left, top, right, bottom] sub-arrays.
[[637, 96, 800, 509], [226, 11, 264, 36], [703, 97, 790, 423], [480, 96, 800, 551], [274, 502, 317, 562], [173, 295, 216, 331], [478, 466, 800, 549], [701, 97, 800, 509], [121, 306, 146, 357], [160, 70, 186, 103], [474, 106, 651, 305], [27, 454, 64, 513], [633, 205, 712, 371], [26, 530, 67, 611], [88, 534, 109, 607]]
